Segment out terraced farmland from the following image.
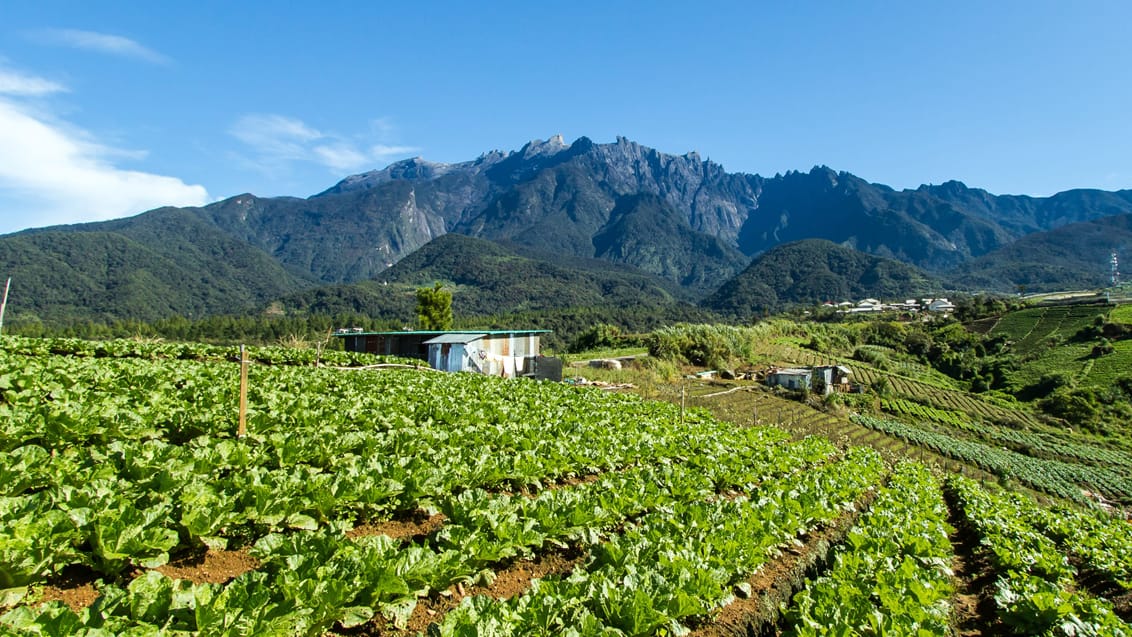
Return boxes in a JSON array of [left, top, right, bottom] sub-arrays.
[[990, 303, 1125, 392]]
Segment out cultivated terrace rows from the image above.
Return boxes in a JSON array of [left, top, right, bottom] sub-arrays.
[[1, 337, 1130, 635]]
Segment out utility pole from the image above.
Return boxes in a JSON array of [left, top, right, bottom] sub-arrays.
[[0, 278, 10, 336]]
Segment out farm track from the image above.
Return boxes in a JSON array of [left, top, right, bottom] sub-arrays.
[[349, 509, 448, 543]]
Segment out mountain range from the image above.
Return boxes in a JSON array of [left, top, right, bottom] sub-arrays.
[[1, 135, 1130, 327]]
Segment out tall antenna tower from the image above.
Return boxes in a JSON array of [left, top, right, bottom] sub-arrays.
[[1113, 250, 1120, 286]]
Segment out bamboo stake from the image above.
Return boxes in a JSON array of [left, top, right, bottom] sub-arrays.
[[0, 277, 10, 336], [680, 382, 686, 426], [238, 344, 249, 438]]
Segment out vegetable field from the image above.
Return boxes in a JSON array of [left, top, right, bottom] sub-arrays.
[[2, 336, 1130, 635]]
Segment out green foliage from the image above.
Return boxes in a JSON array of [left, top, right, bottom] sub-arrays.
[[8, 329, 1132, 634], [788, 464, 953, 636], [415, 282, 453, 330], [0, 221, 311, 327], [570, 324, 628, 352], [704, 239, 938, 316], [646, 323, 760, 368], [949, 476, 1131, 635], [0, 334, 894, 634], [853, 346, 890, 370]]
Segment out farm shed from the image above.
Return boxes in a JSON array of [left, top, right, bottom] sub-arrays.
[[334, 329, 554, 378], [766, 368, 812, 391], [813, 365, 852, 395]]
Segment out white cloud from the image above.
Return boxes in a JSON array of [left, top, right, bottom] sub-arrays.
[[312, 144, 369, 172], [0, 68, 67, 96], [32, 28, 169, 64], [0, 96, 209, 233], [230, 114, 322, 161], [371, 144, 419, 158], [230, 113, 419, 175]]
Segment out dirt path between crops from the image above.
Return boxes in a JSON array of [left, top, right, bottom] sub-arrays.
[[687, 489, 878, 637], [944, 489, 1001, 636], [344, 544, 586, 636], [1072, 557, 1132, 622]]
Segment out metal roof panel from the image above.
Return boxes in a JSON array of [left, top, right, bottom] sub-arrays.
[[422, 333, 488, 345]]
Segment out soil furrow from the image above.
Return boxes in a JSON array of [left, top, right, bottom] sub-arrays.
[[943, 486, 1002, 636]]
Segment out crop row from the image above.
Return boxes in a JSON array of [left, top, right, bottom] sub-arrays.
[[0, 334, 409, 368], [786, 463, 953, 635], [429, 448, 886, 635], [880, 397, 1132, 471], [947, 476, 1130, 635], [851, 414, 1132, 503], [3, 434, 845, 635], [1011, 494, 1132, 593], [855, 366, 1037, 428], [880, 398, 968, 428]]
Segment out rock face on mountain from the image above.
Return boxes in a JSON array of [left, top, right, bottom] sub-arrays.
[[265, 139, 1132, 283]]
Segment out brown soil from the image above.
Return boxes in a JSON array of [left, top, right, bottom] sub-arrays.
[[342, 546, 585, 636], [348, 510, 447, 542], [688, 491, 875, 637], [37, 566, 102, 612], [1108, 590, 1132, 622], [155, 547, 260, 584], [944, 488, 1002, 636], [550, 472, 604, 489], [1072, 558, 1132, 622]]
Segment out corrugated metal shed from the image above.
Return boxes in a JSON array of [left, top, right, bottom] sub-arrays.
[[335, 328, 556, 378]]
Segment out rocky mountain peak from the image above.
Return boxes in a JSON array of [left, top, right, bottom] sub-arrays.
[[518, 134, 571, 159]]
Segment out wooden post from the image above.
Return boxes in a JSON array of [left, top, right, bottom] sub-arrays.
[[680, 382, 686, 426], [0, 277, 10, 336], [237, 345, 249, 438]]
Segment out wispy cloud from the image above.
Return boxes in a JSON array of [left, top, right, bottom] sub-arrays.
[[31, 28, 169, 64], [0, 67, 68, 96], [0, 66, 208, 233], [230, 113, 419, 175]]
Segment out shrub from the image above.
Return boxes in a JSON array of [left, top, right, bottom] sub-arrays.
[[646, 324, 757, 368], [570, 323, 624, 352], [852, 347, 889, 370]]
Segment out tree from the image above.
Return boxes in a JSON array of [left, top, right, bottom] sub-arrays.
[[416, 282, 453, 330]]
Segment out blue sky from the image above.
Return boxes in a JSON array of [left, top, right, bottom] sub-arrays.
[[1, 1, 1130, 234]]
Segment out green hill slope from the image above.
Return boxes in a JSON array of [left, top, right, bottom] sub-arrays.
[[0, 216, 311, 325], [704, 239, 940, 315], [272, 234, 697, 322], [949, 213, 1132, 292]]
